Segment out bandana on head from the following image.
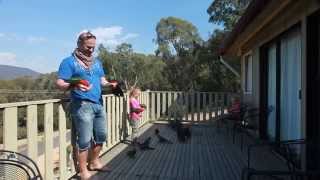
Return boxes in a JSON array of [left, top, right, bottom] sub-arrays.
[[73, 31, 96, 68]]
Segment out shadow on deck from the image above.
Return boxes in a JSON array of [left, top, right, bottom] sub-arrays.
[[89, 122, 284, 180]]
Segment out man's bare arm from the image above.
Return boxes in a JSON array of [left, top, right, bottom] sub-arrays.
[[56, 78, 91, 91], [101, 77, 117, 87], [56, 79, 71, 91]]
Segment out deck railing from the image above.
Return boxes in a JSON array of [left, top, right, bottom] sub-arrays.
[[0, 91, 235, 179]]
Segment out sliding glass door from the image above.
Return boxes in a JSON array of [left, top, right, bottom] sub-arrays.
[[265, 27, 302, 141], [280, 30, 302, 141], [267, 44, 277, 140]]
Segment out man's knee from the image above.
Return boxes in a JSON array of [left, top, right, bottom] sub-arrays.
[[78, 136, 92, 151], [94, 131, 106, 144]]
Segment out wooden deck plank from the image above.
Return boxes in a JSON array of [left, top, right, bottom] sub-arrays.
[[163, 130, 179, 179], [200, 127, 214, 180], [158, 127, 177, 180], [136, 129, 164, 179], [121, 126, 159, 179], [152, 127, 174, 178]]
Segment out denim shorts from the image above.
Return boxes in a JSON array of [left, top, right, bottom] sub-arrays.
[[70, 100, 107, 151]]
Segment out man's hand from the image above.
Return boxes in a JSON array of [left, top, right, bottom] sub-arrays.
[[77, 83, 92, 92], [101, 77, 118, 88], [109, 82, 118, 88]]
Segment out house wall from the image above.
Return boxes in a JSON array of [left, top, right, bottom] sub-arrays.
[[239, 0, 320, 137], [241, 48, 260, 108]]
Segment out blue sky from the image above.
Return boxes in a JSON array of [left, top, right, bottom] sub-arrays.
[[0, 0, 219, 73]]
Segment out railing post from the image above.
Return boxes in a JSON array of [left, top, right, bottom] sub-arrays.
[[101, 96, 107, 153], [44, 103, 54, 180], [209, 93, 213, 120], [107, 96, 112, 148], [184, 92, 189, 121], [58, 104, 67, 179], [202, 93, 207, 121], [27, 105, 38, 164], [162, 92, 166, 118], [151, 92, 155, 121], [111, 96, 116, 146], [191, 92, 195, 122], [146, 91, 150, 123], [126, 94, 131, 137], [197, 92, 201, 121], [157, 92, 161, 120], [119, 96, 124, 141], [115, 97, 120, 143], [3, 107, 18, 151]]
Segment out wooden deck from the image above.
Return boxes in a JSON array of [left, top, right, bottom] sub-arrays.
[[89, 122, 285, 180]]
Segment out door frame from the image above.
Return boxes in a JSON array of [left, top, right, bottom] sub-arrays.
[[306, 9, 320, 170]]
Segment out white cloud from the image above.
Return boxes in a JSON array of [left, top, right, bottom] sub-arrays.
[[0, 52, 17, 66], [0, 33, 47, 44], [26, 36, 47, 43], [78, 26, 139, 50]]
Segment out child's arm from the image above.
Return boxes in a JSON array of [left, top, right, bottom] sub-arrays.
[[131, 107, 144, 113], [130, 98, 145, 113]]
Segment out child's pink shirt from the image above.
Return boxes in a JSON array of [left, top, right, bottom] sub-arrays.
[[129, 97, 142, 120]]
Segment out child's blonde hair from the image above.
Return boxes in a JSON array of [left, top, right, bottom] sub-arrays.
[[129, 87, 141, 98]]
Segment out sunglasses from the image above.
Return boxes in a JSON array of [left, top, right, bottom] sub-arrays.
[[78, 32, 96, 41]]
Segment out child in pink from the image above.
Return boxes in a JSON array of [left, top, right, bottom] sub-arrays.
[[129, 87, 145, 143]]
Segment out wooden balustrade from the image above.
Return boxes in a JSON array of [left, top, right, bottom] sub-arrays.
[[0, 91, 235, 179]]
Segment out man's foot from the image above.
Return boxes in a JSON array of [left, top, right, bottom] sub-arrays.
[[79, 170, 91, 180], [88, 160, 111, 172]]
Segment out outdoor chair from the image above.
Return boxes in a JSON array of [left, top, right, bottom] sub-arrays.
[[216, 103, 248, 133], [242, 139, 320, 180], [0, 150, 42, 180], [233, 106, 273, 150]]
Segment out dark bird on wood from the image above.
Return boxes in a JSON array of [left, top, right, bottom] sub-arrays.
[[126, 148, 137, 158], [138, 137, 155, 150], [111, 81, 125, 97], [154, 129, 173, 144]]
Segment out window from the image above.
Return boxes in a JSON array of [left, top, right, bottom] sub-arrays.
[[243, 53, 252, 93]]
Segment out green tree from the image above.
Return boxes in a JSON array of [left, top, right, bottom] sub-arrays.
[[155, 17, 202, 58], [207, 0, 251, 31], [98, 43, 169, 91], [115, 43, 133, 58]]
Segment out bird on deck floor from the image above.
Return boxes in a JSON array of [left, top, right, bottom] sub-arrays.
[[138, 137, 155, 150], [154, 129, 173, 144], [126, 148, 137, 158]]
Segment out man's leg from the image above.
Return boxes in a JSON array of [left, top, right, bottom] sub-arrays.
[[89, 144, 105, 169], [78, 150, 91, 179], [89, 103, 108, 170], [70, 101, 94, 179]]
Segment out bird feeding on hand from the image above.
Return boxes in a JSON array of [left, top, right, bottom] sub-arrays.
[[66, 77, 90, 89]]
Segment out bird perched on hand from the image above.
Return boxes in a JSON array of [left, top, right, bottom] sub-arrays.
[[155, 129, 173, 144], [110, 80, 125, 97], [138, 137, 155, 150]]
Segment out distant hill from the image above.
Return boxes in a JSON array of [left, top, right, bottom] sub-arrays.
[[0, 65, 41, 80]]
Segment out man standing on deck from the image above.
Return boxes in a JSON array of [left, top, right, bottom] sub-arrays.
[[56, 31, 116, 179]]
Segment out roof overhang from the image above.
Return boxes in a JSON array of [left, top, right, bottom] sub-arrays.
[[220, 0, 292, 56]]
